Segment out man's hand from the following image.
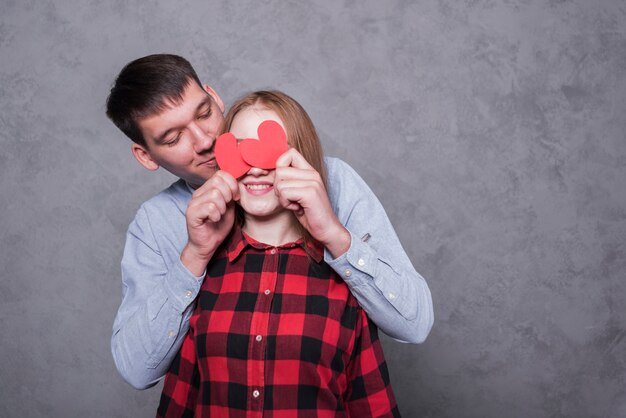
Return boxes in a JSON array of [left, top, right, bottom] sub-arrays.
[[181, 171, 239, 276], [274, 149, 351, 258]]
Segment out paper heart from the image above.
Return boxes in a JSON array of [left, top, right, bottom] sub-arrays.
[[239, 120, 289, 169], [214, 132, 251, 178]]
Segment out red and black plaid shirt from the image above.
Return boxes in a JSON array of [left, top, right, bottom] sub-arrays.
[[157, 227, 399, 417]]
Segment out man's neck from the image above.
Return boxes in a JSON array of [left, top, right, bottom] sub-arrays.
[[242, 211, 301, 247]]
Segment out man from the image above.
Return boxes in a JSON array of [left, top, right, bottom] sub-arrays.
[[106, 54, 433, 390]]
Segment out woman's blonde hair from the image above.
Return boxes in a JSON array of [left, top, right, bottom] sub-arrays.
[[223, 90, 327, 242]]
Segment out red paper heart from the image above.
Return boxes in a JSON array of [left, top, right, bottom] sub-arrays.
[[239, 120, 289, 169], [214, 132, 251, 178]]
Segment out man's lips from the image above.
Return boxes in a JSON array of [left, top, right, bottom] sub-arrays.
[[197, 157, 217, 167]]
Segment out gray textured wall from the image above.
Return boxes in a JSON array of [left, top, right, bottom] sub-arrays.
[[1, 1, 624, 417]]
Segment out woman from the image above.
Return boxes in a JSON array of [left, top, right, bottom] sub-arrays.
[[157, 91, 399, 417]]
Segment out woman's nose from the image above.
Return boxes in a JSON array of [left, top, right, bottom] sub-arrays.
[[247, 167, 270, 176]]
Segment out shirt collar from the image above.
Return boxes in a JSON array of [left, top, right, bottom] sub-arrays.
[[227, 225, 323, 263], [183, 180, 196, 195]]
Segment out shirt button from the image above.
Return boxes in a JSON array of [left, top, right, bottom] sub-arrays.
[[357, 258, 365, 267], [255, 335, 263, 342], [344, 269, 352, 277], [264, 289, 271, 295], [388, 293, 396, 300], [168, 330, 175, 337], [252, 389, 260, 398], [184, 291, 193, 298], [270, 248, 276, 254]]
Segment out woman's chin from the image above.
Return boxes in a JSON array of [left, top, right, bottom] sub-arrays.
[[240, 204, 283, 219]]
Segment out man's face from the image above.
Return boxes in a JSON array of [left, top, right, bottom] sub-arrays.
[[133, 81, 225, 188]]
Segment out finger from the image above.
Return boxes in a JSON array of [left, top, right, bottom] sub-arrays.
[[274, 180, 323, 202], [203, 200, 237, 225], [189, 195, 226, 222], [273, 185, 303, 211], [275, 148, 314, 170], [192, 170, 239, 200], [274, 185, 319, 212], [274, 167, 321, 185], [193, 175, 238, 205], [280, 200, 303, 212], [192, 174, 221, 198], [204, 202, 225, 223], [276, 191, 306, 222], [215, 170, 240, 200], [207, 190, 228, 215], [276, 184, 319, 203], [191, 186, 230, 215], [188, 200, 223, 224], [192, 190, 230, 218], [275, 178, 321, 189]]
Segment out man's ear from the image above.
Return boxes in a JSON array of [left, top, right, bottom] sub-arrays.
[[203, 84, 225, 113], [131, 143, 160, 171]]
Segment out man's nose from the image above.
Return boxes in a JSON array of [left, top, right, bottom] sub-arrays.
[[190, 123, 214, 153]]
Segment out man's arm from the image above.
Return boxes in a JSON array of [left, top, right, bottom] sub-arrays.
[[112, 173, 238, 389], [274, 151, 433, 343], [324, 157, 433, 343], [111, 204, 202, 390], [325, 158, 434, 343]]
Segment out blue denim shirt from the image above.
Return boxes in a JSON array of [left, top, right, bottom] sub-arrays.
[[111, 157, 433, 389]]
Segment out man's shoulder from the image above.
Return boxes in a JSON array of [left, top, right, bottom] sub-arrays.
[[323, 156, 371, 213], [135, 179, 191, 224], [125, 179, 190, 261], [324, 156, 351, 175], [323, 156, 365, 189], [142, 179, 190, 207]]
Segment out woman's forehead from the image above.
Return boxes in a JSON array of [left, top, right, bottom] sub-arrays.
[[230, 107, 286, 139]]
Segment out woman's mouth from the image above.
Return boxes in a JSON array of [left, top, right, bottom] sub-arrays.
[[244, 182, 273, 195]]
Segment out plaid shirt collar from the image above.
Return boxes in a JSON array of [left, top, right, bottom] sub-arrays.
[[226, 225, 324, 263]]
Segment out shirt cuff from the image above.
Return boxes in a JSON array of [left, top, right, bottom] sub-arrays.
[[324, 230, 411, 317], [324, 230, 378, 287], [164, 260, 204, 312]]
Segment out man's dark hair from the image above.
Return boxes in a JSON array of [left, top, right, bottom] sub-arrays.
[[105, 54, 203, 147]]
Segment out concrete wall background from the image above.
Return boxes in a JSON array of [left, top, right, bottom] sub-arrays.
[[1, 1, 625, 417]]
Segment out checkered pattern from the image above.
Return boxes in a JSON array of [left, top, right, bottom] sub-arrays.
[[157, 227, 399, 417]]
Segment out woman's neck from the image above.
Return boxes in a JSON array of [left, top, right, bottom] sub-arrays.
[[242, 211, 302, 246]]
